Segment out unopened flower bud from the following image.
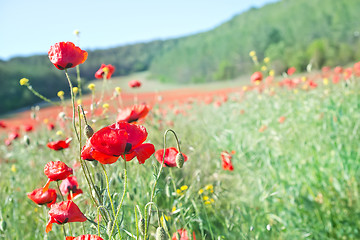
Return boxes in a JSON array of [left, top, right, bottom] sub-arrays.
[[138, 218, 145, 235], [0, 219, 7, 232], [84, 124, 94, 138], [156, 226, 167, 240], [23, 135, 30, 146], [175, 153, 185, 168]]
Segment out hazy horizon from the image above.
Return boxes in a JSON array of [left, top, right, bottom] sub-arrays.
[[0, 0, 278, 60]]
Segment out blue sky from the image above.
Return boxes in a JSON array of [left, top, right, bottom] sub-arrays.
[[0, 0, 278, 60]]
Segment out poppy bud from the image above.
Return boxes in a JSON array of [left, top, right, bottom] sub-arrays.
[[138, 218, 145, 235], [175, 153, 185, 168], [23, 135, 30, 146], [0, 219, 6, 232], [84, 125, 94, 138], [156, 226, 167, 240]]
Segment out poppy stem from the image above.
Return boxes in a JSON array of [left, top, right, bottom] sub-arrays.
[[23, 83, 60, 106], [145, 129, 182, 239], [76, 65, 82, 100], [101, 164, 121, 239], [56, 181, 65, 201], [64, 69, 80, 143], [109, 159, 128, 239]]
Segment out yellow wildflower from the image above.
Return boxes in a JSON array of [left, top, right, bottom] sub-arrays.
[[261, 66, 267, 71], [180, 185, 188, 191], [264, 57, 270, 63], [198, 189, 204, 195], [20, 78, 29, 86], [102, 103, 109, 109], [56, 130, 63, 136], [204, 201, 211, 205], [242, 86, 248, 91], [115, 87, 121, 93], [249, 51, 256, 57], [301, 76, 307, 82], [323, 78, 329, 85], [88, 83, 95, 91], [74, 29, 80, 35], [176, 189, 182, 195], [72, 87, 79, 94], [203, 196, 209, 201], [11, 164, 17, 173], [77, 99, 82, 105], [205, 184, 213, 191], [269, 70, 275, 77], [172, 206, 176, 212], [57, 91, 65, 98]]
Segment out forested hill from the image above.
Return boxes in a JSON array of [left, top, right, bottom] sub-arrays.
[[150, 0, 360, 83], [1, 0, 360, 114]]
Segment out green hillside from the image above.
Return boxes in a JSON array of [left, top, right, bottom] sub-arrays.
[[1, 0, 360, 114], [150, 0, 360, 83]]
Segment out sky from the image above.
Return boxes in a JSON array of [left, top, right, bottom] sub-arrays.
[[0, 0, 278, 60]]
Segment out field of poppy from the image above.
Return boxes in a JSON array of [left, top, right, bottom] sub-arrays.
[[1, 42, 360, 240]]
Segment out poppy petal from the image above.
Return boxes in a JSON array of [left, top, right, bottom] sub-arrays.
[[90, 126, 128, 156], [133, 143, 155, 164]]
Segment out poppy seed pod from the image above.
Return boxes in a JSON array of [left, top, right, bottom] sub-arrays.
[[175, 153, 185, 168], [156, 226, 167, 240], [84, 125, 94, 139], [138, 218, 145, 235]]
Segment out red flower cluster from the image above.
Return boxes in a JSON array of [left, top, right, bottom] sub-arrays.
[[81, 122, 155, 164], [95, 64, 116, 79], [27, 188, 57, 207], [48, 42, 88, 70], [47, 139, 71, 151], [221, 151, 234, 171], [155, 147, 188, 167], [128, 80, 142, 88], [46, 200, 87, 233], [117, 104, 150, 123]]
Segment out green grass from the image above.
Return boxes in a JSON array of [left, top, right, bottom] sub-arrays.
[[1, 76, 360, 240]]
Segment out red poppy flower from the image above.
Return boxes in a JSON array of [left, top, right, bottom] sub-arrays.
[[81, 122, 155, 164], [287, 67, 296, 76], [172, 229, 196, 240], [344, 68, 353, 80], [60, 176, 83, 200], [278, 116, 286, 124], [128, 80, 142, 88], [0, 121, 6, 128], [117, 104, 150, 123], [47, 123, 55, 131], [155, 147, 188, 167], [23, 124, 33, 132], [66, 235, 104, 240], [250, 71, 262, 84], [43, 161, 73, 192], [46, 200, 87, 233], [332, 74, 340, 84], [221, 151, 234, 171], [334, 66, 343, 74], [95, 64, 116, 79], [27, 188, 57, 207], [47, 139, 71, 151], [307, 80, 318, 89], [48, 42, 88, 70], [8, 132, 19, 141]]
